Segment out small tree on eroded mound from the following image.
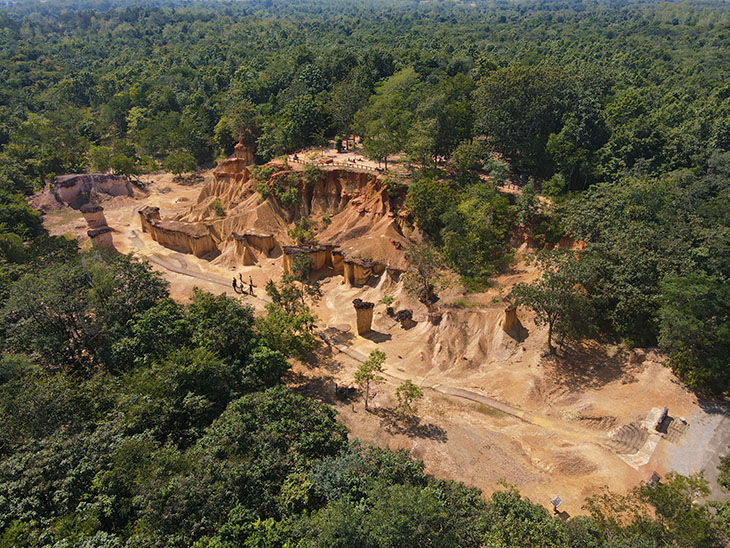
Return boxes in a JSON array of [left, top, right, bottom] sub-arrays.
[[396, 379, 423, 418], [403, 242, 445, 309], [354, 349, 386, 411]]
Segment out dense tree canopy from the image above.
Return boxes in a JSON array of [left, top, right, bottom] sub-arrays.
[[2, 0, 730, 545]]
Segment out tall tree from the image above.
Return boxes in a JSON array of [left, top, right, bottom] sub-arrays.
[[508, 251, 591, 354], [356, 68, 421, 169], [474, 65, 567, 173]]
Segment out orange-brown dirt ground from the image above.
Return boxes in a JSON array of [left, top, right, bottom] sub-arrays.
[[40, 165, 730, 518]]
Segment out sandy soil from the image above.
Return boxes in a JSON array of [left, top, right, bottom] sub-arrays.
[[40, 168, 730, 517]]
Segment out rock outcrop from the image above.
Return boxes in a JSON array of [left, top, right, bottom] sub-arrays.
[[353, 298, 375, 335], [87, 226, 115, 249], [343, 257, 386, 286], [331, 249, 345, 273], [177, 150, 414, 275], [282, 244, 332, 275], [238, 230, 278, 256], [139, 206, 218, 258], [395, 309, 416, 329], [31, 173, 135, 212], [80, 204, 108, 229], [502, 307, 519, 332], [227, 233, 257, 266]]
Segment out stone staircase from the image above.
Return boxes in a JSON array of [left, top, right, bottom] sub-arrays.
[[606, 422, 649, 455]]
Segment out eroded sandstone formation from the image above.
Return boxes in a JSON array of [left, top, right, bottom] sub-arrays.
[[331, 249, 345, 273], [239, 230, 278, 256], [178, 149, 413, 274], [227, 233, 257, 266], [385, 265, 404, 283], [31, 174, 135, 212], [353, 298, 375, 335], [282, 244, 331, 275], [87, 226, 115, 249], [139, 206, 218, 258], [395, 309, 416, 329], [428, 311, 443, 326], [502, 307, 519, 332], [209, 137, 256, 190], [343, 257, 386, 286], [80, 204, 108, 229]]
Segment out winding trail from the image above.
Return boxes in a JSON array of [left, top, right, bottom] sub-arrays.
[[127, 229, 271, 304]]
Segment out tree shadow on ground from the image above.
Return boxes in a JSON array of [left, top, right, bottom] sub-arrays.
[[322, 326, 355, 347], [373, 408, 448, 443], [304, 343, 344, 373], [545, 341, 635, 390], [287, 369, 337, 404]]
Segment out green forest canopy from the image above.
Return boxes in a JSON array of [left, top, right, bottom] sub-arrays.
[[2, 0, 730, 544]]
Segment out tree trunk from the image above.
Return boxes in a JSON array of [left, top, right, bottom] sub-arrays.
[[547, 321, 555, 354]]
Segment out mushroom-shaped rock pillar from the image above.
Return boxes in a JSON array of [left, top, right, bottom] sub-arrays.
[[395, 309, 416, 330], [352, 298, 375, 336], [88, 226, 115, 249], [80, 204, 108, 229]]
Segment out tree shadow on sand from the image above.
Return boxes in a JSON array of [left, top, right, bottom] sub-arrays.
[[374, 408, 448, 443], [545, 341, 636, 390], [303, 343, 345, 374], [321, 326, 356, 347], [287, 370, 338, 404]]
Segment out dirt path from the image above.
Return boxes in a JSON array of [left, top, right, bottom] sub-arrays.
[[333, 341, 606, 447]]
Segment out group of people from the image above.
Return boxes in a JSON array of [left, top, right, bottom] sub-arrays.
[[232, 273, 255, 296]]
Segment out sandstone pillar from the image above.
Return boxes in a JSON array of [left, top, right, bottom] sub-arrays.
[[395, 309, 416, 329], [80, 204, 108, 229], [427, 311, 442, 326], [88, 227, 115, 249], [502, 307, 519, 332], [353, 298, 374, 335]]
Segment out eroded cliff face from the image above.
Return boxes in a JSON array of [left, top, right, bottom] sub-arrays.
[[31, 174, 136, 212], [139, 206, 218, 258], [281, 244, 340, 276], [171, 146, 419, 281], [343, 257, 386, 287], [181, 157, 412, 274]]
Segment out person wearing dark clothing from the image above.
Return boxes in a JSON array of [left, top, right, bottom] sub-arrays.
[[232, 278, 238, 293], [249, 276, 254, 295]]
